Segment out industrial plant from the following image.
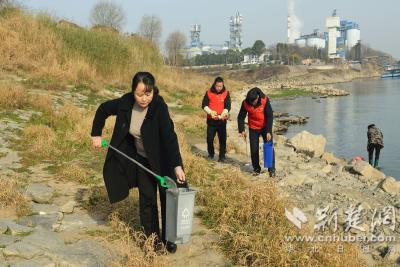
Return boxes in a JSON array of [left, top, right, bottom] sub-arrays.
[[288, 9, 361, 60], [183, 5, 362, 65], [183, 12, 243, 60]]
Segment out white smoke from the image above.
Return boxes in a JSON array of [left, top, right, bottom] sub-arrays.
[[288, 0, 303, 43]]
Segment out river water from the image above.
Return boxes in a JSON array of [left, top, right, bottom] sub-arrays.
[[273, 78, 400, 179]]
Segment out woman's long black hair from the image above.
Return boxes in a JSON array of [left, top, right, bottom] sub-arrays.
[[131, 72, 159, 95], [245, 87, 265, 106]]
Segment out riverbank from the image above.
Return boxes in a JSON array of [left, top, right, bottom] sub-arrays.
[[272, 78, 400, 179], [206, 89, 400, 266]]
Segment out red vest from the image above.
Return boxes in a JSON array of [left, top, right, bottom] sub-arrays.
[[243, 97, 267, 130], [207, 89, 228, 120]]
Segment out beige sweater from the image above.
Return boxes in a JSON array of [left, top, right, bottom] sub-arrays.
[[129, 102, 148, 158]]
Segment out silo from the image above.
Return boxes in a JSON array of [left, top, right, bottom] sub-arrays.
[[346, 28, 360, 49], [307, 37, 326, 49], [295, 38, 306, 47]]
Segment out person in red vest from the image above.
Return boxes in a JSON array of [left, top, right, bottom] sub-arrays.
[[237, 87, 275, 177], [201, 77, 231, 162]]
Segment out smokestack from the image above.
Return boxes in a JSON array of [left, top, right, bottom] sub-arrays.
[[288, 0, 302, 43], [287, 16, 291, 43]]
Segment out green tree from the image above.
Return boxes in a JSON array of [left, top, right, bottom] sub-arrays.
[[242, 47, 254, 56], [252, 40, 266, 56]]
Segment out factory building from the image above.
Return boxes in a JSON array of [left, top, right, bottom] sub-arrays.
[[183, 12, 243, 60], [295, 30, 326, 49], [326, 10, 361, 59]]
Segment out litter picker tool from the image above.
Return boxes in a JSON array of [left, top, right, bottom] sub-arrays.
[[100, 140, 196, 244], [101, 140, 177, 190]]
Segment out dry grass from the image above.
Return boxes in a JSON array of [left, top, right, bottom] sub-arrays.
[[0, 83, 27, 109], [0, 10, 245, 103], [57, 163, 93, 184], [22, 124, 56, 158], [79, 186, 170, 266], [0, 175, 31, 216], [0, 176, 24, 207], [50, 101, 82, 129], [0, 10, 61, 75], [176, 128, 364, 266], [106, 214, 171, 267], [27, 93, 54, 114]]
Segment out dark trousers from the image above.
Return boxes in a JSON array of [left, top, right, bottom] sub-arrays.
[[136, 154, 166, 242], [207, 121, 227, 159], [368, 144, 382, 164], [249, 128, 275, 172]]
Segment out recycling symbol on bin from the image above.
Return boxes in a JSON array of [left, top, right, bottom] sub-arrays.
[[181, 208, 190, 224]]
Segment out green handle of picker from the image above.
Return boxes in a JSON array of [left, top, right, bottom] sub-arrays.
[[155, 175, 176, 189], [101, 139, 108, 148]]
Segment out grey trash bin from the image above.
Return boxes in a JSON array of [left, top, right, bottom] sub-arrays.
[[165, 187, 197, 244]]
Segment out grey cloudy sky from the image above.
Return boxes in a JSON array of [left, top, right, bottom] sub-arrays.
[[24, 0, 399, 58]]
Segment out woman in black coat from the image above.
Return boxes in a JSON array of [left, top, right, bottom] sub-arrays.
[[91, 72, 185, 253]]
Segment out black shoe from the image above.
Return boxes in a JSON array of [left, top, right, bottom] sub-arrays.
[[252, 170, 261, 176], [207, 154, 214, 160], [153, 240, 164, 253], [218, 156, 226, 163], [269, 169, 276, 178], [165, 241, 177, 254]]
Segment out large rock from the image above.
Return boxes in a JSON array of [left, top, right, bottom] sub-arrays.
[[321, 152, 342, 165], [385, 243, 400, 263], [60, 201, 76, 214], [289, 131, 326, 158], [25, 184, 54, 204], [31, 204, 59, 215], [273, 134, 288, 146], [23, 230, 65, 252], [0, 220, 34, 236], [321, 165, 333, 174], [352, 161, 385, 182], [279, 174, 315, 187], [0, 221, 8, 234], [379, 177, 400, 195], [3, 241, 44, 259], [31, 214, 63, 231], [60, 213, 104, 231], [0, 234, 19, 248], [49, 240, 112, 267]]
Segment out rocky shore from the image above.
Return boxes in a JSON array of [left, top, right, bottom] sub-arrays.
[[216, 90, 400, 266], [275, 131, 400, 266], [258, 63, 381, 88]]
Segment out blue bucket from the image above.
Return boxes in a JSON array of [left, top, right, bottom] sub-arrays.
[[263, 141, 273, 168]]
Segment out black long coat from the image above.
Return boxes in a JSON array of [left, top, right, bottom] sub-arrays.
[[91, 93, 183, 203]]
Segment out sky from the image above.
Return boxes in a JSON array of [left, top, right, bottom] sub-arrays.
[[23, 0, 400, 59]]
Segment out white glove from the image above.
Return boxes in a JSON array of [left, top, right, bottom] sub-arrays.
[[218, 109, 229, 120], [221, 109, 229, 118], [203, 106, 212, 115]]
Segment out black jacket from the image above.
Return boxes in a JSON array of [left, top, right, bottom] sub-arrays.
[[201, 87, 231, 126], [237, 97, 274, 134], [91, 93, 183, 203]]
